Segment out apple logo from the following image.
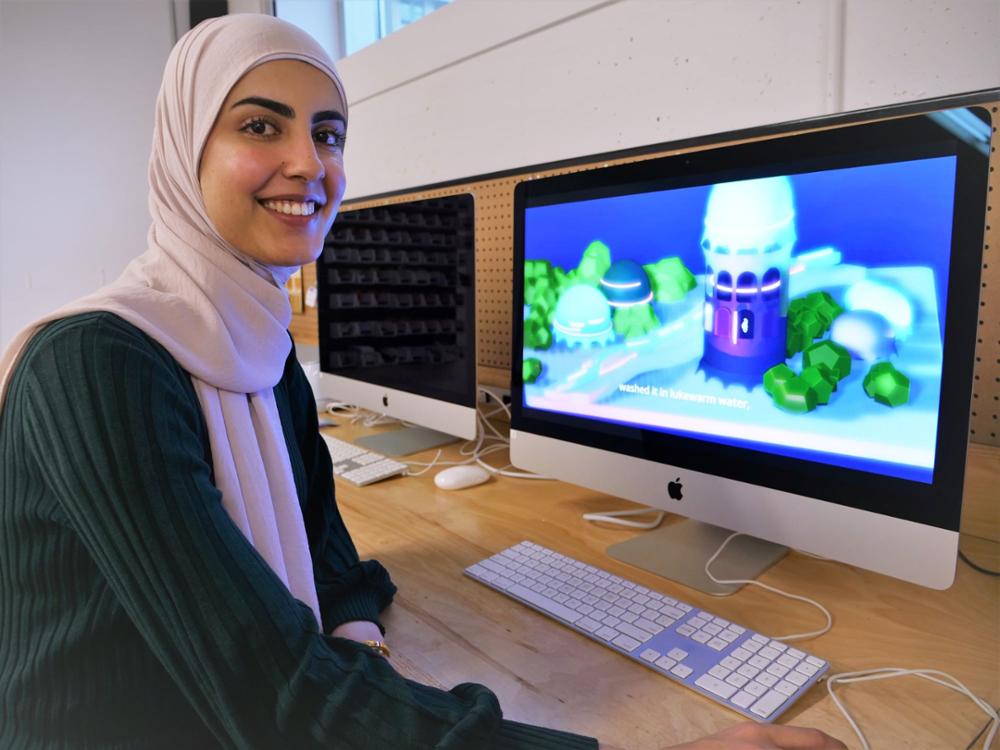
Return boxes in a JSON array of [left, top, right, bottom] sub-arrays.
[[667, 477, 683, 501], [382, 395, 389, 407]]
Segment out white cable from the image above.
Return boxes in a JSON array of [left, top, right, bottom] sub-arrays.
[[826, 668, 998, 750], [465, 387, 552, 480], [582, 508, 666, 530], [705, 532, 832, 642], [402, 449, 444, 476]]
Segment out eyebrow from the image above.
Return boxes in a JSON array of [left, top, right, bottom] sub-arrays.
[[231, 96, 346, 125]]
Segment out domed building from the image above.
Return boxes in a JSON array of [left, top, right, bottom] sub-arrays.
[[700, 176, 796, 385]]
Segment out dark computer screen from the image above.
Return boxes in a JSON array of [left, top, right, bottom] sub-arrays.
[[318, 194, 476, 408]]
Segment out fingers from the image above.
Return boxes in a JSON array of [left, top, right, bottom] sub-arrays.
[[745, 723, 848, 750]]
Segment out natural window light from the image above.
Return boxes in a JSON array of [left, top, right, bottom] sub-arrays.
[[276, 0, 453, 61]]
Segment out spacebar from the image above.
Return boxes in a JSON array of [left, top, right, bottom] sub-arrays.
[[509, 584, 582, 623]]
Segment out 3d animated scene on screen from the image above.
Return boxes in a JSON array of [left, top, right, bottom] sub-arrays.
[[522, 157, 956, 479]]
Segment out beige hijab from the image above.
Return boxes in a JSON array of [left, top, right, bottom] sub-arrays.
[[0, 14, 348, 629]]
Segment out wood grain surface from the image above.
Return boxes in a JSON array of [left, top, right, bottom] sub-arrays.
[[324, 418, 999, 750]]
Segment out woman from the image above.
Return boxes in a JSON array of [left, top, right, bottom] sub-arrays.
[[0, 14, 845, 750]]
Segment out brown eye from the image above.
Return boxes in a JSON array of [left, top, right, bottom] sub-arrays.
[[315, 129, 346, 150], [241, 118, 278, 137]]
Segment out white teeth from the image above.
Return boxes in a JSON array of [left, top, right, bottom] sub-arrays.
[[262, 199, 316, 216]]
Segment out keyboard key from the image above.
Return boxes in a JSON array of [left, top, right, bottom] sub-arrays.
[[595, 626, 618, 642], [708, 665, 731, 680], [671, 664, 693, 679], [617, 622, 653, 643], [731, 647, 752, 661], [777, 653, 800, 668], [640, 648, 660, 663], [634, 618, 662, 635], [613, 634, 641, 652], [756, 673, 779, 687], [775, 680, 798, 696], [692, 631, 711, 644], [667, 648, 688, 661], [655, 656, 677, 671], [786, 671, 809, 686], [696, 674, 738, 700], [750, 690, 789, 719], [731, 690, 755, 709], [509, 584, 581, 623], [745, 681, 768, 697], [795, 661, 820, 677], [708, 638, 728, 651], [766, 663, 790, 678], [578, 617, 601, 633], [725, 673, 750, 688], [759, 646, 781, 660]]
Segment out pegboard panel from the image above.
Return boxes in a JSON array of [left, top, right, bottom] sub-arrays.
[[970, 102, 999, 446], [289, 99, 999, 444]]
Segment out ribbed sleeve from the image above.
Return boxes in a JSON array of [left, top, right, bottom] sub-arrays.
[[273, 346, 397, 634], [0, 313, 597, 750]]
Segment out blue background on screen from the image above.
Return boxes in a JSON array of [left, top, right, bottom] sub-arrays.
[[522, 157, 958, 483]]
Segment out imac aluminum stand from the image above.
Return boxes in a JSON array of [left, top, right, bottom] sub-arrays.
[[607, 520, 788, 595], [355, 426, 457, 457]]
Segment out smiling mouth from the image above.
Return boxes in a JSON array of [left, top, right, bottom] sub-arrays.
[[259, 199, 319, 217]]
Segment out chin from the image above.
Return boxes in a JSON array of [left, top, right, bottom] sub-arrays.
[[268, 243, 324, 267]]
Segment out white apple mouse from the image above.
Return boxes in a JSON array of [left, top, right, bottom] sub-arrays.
[[434, 465, 491, 490]]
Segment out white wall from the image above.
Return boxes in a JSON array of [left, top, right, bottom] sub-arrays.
[[2, 0, 998, 352], [0, 0, 176, 351], [338, 0, 1000, 199]]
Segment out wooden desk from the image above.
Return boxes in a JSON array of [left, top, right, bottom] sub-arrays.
[[327, 422, 999, 749]]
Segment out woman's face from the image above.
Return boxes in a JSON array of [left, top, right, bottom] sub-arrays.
[[199, 59, 346, 268]]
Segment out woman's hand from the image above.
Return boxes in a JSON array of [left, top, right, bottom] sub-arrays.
[[329, 619, 384, 644], [661, 722, 847, 750]]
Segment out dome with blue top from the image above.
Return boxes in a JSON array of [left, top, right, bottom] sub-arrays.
[[599, 260, 652, 308]]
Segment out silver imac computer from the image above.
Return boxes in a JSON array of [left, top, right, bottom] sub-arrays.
[[510, 103, 992, 591], [318, 193, 478, 453]]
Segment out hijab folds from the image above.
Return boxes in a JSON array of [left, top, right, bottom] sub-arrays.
[[0, 14, 349, 629]]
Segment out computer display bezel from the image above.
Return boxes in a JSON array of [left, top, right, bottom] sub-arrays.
[[511, 109, 991, 534]]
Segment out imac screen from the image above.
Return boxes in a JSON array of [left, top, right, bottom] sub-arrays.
[[520, 118, 984, 489]]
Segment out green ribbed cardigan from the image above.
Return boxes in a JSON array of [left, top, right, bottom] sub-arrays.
[[0, 312, 596, 750]]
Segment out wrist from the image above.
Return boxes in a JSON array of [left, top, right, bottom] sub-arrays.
[[330, 619, 383, 643]]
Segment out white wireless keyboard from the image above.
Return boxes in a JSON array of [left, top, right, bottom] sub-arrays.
[[322, 434, 408, 486], [466, 541, 829, 723]]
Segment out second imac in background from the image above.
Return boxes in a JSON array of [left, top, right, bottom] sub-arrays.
[[316, 193, 478, 456]]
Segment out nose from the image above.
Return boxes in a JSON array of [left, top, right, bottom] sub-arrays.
[[281, 132, 325, 182]]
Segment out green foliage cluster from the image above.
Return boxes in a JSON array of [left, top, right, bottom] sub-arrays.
[[863, 361, 910, 407], [613, 304, 659, 341], [644, 257, 696, 303], [763, 340, 851, 414], [786, 291, 845, 357], [523, 357, 543, 385], [523, 259, 560, 350]]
